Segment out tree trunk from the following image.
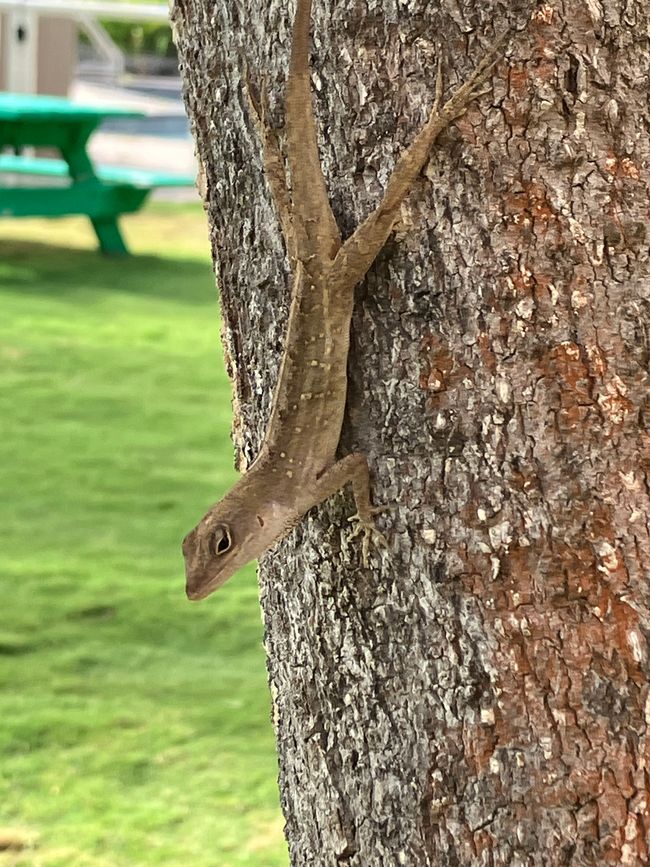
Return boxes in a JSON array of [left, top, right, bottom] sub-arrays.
[[172, 0, 650, 863]]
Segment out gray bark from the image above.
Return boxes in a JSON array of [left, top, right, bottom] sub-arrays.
[[172, 0, 650, 863]]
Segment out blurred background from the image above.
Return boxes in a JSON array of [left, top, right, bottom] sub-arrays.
[[0, 3, 286, 864]]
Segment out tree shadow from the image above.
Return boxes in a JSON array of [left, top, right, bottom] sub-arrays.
[[0, 239, 215, 306]]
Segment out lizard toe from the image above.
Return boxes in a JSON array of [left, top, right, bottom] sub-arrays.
[[348, 512, 389, 565]]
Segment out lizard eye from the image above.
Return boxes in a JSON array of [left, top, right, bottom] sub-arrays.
[[213, 525, 232, 555]]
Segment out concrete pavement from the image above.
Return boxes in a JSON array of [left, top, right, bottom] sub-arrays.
[[70, 76, 199, 202]]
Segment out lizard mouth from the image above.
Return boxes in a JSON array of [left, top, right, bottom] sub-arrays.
[[185, 574, 218, 601]]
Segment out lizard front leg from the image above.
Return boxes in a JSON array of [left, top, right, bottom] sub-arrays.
[[313, 454, 388, 565]]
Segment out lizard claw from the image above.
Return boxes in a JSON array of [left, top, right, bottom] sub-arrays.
[[347, 507, 389, 566]]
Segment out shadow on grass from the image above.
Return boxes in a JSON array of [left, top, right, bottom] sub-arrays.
[[0, 239, 215, 305]]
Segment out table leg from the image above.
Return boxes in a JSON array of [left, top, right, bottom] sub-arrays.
[[91, 217, 129, 256], [61, 125, 129, 256]]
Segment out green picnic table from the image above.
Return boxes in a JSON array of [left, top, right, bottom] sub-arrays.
[[0, 92, 195, 255]]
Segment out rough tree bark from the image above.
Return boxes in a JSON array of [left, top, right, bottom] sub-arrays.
[[172, 0, 650, 863]]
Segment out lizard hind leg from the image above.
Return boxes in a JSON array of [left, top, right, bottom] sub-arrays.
[[313, 453, 389, 566], [328, 31, 510, 292], [243, 62, 297, 262]]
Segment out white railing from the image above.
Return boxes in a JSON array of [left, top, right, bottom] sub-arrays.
[[0, 0, 170, 92]]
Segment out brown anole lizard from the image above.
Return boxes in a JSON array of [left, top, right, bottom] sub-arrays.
[[183, 0, 507, 600]]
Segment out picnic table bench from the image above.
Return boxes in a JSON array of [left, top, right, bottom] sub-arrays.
[[0, 92, 195, 255]]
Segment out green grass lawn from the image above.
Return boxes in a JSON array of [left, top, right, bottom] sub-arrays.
[[0, 207, 287, 867]]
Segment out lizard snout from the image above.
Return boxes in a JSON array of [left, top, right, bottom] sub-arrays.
[[181, 528, 205, 600], [181, 527, 197, 558]]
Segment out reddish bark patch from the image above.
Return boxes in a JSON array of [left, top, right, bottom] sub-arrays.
[[418, 333, 472, 402]]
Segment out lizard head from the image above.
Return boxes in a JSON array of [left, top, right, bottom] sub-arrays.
[[182, 483, 298, 601]]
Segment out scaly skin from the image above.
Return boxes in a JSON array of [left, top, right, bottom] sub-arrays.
[[182, 0, 507, 600]]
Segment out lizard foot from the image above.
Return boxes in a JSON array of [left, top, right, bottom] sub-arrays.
[[348, 508, 389, 566], [436, 31, 509, 123]]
